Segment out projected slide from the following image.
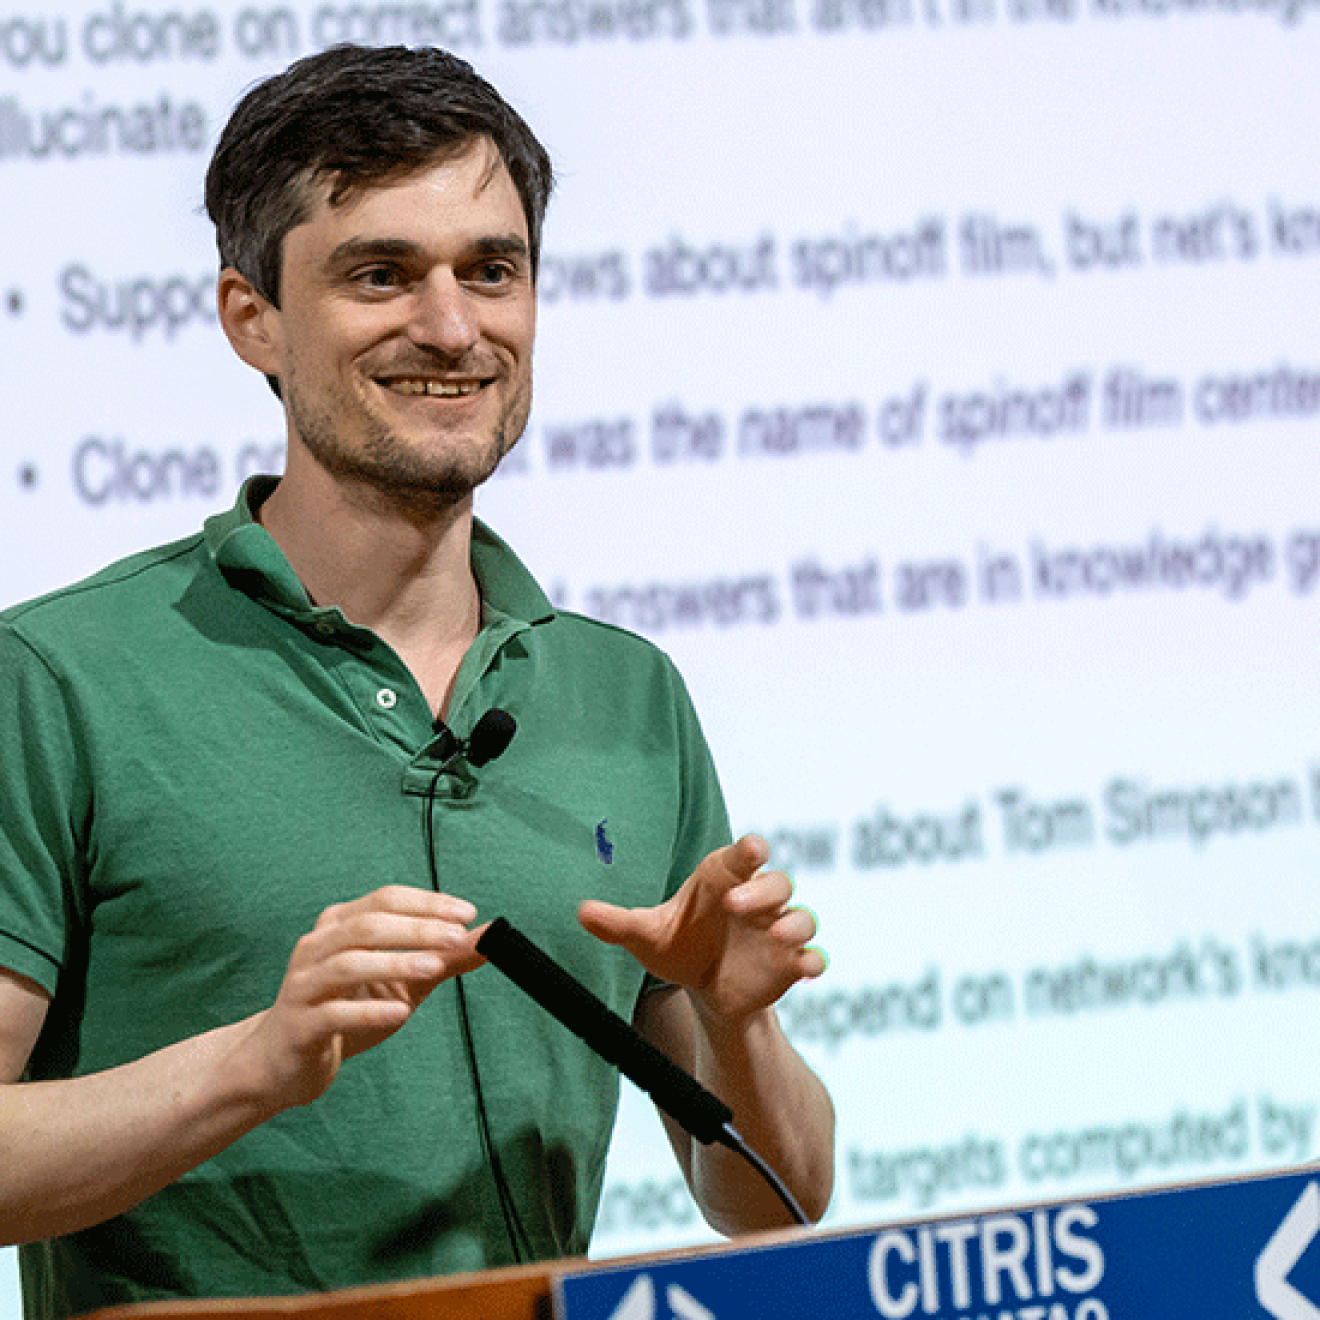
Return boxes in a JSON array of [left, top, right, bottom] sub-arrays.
[[1, 0, 1318, 1301]]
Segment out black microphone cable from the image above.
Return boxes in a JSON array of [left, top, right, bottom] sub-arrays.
[[421, 710, 532, 1264]]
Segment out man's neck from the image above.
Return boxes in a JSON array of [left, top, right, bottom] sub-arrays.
[[257, 462, 482, 716]]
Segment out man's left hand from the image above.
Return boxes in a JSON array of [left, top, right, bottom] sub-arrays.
[[577, 835, 825, 1023]]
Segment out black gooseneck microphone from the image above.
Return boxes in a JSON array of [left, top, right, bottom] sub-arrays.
[[476, 917, 811, 1226]]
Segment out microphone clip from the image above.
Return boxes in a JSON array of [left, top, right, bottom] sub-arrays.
[[429, 709, 518, 779], [430, 719, 464, 767]]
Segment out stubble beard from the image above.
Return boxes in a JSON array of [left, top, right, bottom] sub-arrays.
[[285, 373, 531, 516]]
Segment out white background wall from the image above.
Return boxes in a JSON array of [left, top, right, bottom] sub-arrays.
[[2, 0, 1319, 1309]]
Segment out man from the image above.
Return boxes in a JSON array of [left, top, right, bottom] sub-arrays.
[[0, 44, 834, 1318]]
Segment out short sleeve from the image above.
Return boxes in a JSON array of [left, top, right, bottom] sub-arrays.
[[0, 622, 87, 996], [664, 658, 733, 899], [638, 657, 733, 1003]]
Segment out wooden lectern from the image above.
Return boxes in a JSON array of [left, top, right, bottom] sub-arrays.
[[76, 1226, 806, 1320], [80, 1261, 562, 1320]]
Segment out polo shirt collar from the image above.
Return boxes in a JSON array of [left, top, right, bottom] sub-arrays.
[[203, 476, 556, 629]]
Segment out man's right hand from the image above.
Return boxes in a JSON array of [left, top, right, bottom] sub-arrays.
[[248, 885, 485, 1108]]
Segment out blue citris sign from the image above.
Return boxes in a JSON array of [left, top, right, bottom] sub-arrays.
[[557, 1168, 1320, 1320]]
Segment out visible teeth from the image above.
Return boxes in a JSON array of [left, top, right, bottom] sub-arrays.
[[389, 379, 480, 397]]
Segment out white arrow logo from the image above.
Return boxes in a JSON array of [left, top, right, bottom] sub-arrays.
[[1256, 1181, 1320, 1320], [607, 1275, 656, 1320], [666, 1283, 716, 1320], [604, 1274, 718, 1320]]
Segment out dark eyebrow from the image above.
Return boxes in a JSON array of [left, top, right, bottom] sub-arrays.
[[325, 237, 424, 272], [470, 235, 530, 262], [325, 234, 529, 273]]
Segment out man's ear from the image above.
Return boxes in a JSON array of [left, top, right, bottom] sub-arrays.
[[217, 268, 283, 380]]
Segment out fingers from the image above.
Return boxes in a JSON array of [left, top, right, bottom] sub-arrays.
[[312, 887, 477, 953], [723, 862, 811, 938], [314, 884, 477, 934], [730, 885, 825, 967], [285, 945, 451, 1005], [578, 897, 660, 960], [770, 904, 818, 948], [709, 833, 771, 887], [256, 885, 487, 1108], [288, 887, 484, 1002], [723, 867, 793, 922], [579, 836, 827, 1007], [799, 948, 828, 979], [775, 910, 828, 980], [723, 852, 827, 981], [577, 898, 645, 948]]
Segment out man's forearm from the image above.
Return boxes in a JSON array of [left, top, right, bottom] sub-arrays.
[[0, 885, 485, 1245], [685, 998, 835, 1235], [0, 1013, 277, 1246], [693, 1004, 835, 1232]]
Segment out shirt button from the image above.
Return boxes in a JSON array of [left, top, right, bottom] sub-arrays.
[[376, 688, 398, 710]]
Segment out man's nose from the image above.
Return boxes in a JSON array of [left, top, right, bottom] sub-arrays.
[[410, 273, 480, 357]]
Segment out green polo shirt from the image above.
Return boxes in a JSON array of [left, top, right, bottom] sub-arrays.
[[0, 480, 730, 1319]]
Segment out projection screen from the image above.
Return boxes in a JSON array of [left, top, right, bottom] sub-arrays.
[[1, 0, 1318, 1309]]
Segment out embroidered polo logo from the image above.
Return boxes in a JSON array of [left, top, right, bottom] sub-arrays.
[[595, 820, 614, 865]]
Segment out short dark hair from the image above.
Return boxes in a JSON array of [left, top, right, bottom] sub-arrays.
[[204, 44, 555, 305]]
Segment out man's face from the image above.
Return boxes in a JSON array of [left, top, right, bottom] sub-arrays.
[[261, 139, 536, 508]]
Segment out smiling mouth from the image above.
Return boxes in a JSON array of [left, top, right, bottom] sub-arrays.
[[380, 377, 487, 398]]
